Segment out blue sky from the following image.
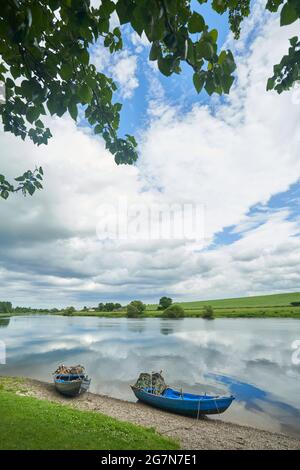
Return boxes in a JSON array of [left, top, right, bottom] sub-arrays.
[[116, 1, 231, 137]]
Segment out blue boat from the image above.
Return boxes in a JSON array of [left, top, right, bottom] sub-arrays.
[[131, 386, 235, 417], [53, 364, 91, 397], [54, 373, 91, 397]]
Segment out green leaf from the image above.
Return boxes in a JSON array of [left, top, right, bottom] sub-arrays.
[[280, 3, 298, 26], [193, 72, 206, 93], [25, 182, 36, 196], [34, 181, 43, 189], [60, 63, 73, 80], [220, 74, 234, 94], [116, 1, 131, 24], [1, 190, 9, 200], [208, 29, 218, 43], [188, 12, 205, 33], [157, 56, 174, 77], [80, 49, 89, 66], [6, 78, 14, 88], [79, 84, 93, 103], [14, 175, 26, 182], [205, 76, 215, 95], [149, 42, 161, 61], [26, 107, 40, 124], [266, 77, 275, 91], [196, 40, 214, 61], [94, 124, 102, 134], [68, 100, 78, 121], [211, 0, 227, 13], [221, 52, 236, 74], [290, 36, 298, 47], [218, 50, 227, 65], [35, 119, 44, 128]]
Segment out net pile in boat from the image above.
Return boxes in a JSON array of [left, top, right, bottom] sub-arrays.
[[54, 364, 85, 375], [134, 371, 167, 395]]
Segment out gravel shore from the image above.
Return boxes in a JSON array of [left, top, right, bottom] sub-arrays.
[[6, 377, 300, 450]]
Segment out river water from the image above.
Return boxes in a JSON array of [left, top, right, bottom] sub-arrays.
[[0, 315, 299, 436]]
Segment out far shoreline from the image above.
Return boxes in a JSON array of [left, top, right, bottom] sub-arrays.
[[1, 310, 300, 319], [2, 292, 300, 319]]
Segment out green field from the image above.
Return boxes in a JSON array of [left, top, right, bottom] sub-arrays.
[[0, 378, 178, 450], [146, 292, 300, 318], [179, 292, 300, 308]]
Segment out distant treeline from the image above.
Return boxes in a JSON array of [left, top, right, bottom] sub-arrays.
[[0, 302, 12, 313], [0, 301, 124, 314], [0, 301, 60, 314]]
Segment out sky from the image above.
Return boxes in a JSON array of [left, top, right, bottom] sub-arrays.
[[1, 0, 300, 308]]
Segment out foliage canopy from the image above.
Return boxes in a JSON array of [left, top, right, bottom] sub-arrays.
[[162, 303, 185, 318], [158, 296, 173, 310], [127, 299, 146, 317]]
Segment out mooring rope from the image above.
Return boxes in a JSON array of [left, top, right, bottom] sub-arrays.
[[161, 395, 203, 435]]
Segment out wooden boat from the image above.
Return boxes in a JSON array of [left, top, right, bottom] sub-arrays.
[[131, 386, 235, 417], [53, 364, 91, 397], [54, 373, 91, 397]]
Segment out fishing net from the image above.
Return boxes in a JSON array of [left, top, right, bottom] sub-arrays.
[[134, 371, 167, 395], [54, 364, 85, 375]]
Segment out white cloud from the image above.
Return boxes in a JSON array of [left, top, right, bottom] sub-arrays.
[[1, 3, 300, 307], [110, 50, 139, 99], [90, 43, 139, 99], [130, 31, 150, 53], [139, 11, 300, 241]]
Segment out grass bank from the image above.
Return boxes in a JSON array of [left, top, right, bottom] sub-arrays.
[[1, 376, 299, 450], [0, 377, 178, 450], [2, 293, 300, 319]]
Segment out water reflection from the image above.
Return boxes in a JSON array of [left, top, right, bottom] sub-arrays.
[[160, 320, 174, 336], [0, 315, 299, 436], [126, 319, 147, 334], [0, 317, 10, 328], [207, 373, 300, 436]]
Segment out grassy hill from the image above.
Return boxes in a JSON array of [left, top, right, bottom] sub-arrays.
[[146, 292, 300, 318], [177, 292, 300, 309]]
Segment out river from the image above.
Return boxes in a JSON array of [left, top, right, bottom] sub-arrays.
[[0, 315, 299, 436]]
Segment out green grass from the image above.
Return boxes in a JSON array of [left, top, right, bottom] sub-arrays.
[[144, 292, 300, 318], [0, 387, 179, 450], [144, 306, 300, 318], [177, 292, 300, 308]]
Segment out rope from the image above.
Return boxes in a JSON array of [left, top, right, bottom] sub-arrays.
[[196, 398, 201, 421], [161, 394, 204, 435], [214, 397, 220, 415]]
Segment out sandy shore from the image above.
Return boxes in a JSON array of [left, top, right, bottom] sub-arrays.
[[5, 377, 300, 450]]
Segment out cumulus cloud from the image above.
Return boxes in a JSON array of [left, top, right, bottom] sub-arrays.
[[90, 45, 139, 99], [110, 50, 139, 99], [130, 31, 150, 53], [1, 3, 300, 307]]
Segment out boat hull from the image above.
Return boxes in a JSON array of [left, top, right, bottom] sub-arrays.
[[54, 374, 91, 397], [131, 387, 234, 417]]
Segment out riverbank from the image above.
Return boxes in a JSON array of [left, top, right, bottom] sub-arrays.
[[1, 306, 300, 319], [2, 292, 300, 318], [0, 377, 178, 450], [1, 376, 299, 450]]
